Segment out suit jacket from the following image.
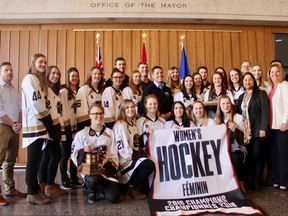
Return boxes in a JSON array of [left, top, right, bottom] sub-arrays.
[[237, 88, 270, 138], [139, 82, 173, 115]]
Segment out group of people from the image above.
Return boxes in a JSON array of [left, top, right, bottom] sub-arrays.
[[0, 54, 287, 207]]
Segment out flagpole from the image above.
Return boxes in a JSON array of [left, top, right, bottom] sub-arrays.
[[179, 34, 190, 80]]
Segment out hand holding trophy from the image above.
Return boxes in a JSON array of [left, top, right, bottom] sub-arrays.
[[80, 144, 106, 176]]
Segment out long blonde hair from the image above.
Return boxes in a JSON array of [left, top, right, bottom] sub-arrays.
[[190, 101, 209, 126], [116, 99, 136, 122], [166, 66, 181, 93], [215, 95, 234, 125], [267, 63, 285, 86]]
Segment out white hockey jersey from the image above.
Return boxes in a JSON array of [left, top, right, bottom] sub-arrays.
[[122, 86, 142, 114], [173, 91, 194, 110], [113, 120, 148, 183], [76, 84, 102, 127], [165, 120, 194, 129], [102, 86, 123, 123], [21, 74, 49, 148], [47, 87, 66, 141], [136, 115, 166, 135], [71, 126, 119, 180], [60, 88, 76, 137]]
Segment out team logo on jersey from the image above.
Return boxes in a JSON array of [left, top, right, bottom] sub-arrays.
[[89, 128, 96, 136], [115, 96, 119, 100], [183, 98, 186, 103], [133, 134, 140, 147], [165, 92, 169, 97], [57, 101, 63, 116], [145, 124, 149, 128], [90, 95, 94, 99]]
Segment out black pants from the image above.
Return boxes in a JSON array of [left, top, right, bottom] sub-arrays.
[[129, 159, 155, 194], [84, 175, 120, 203], [60, 141, 78, 183], [270, 129, 288, 186], [38, 140, 61, 185], [231, 150, 245, 181], [246, 137, 265, 181], [26, 139, 45, 195]]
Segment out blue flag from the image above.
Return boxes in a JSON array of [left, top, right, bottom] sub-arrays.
[[179, 46, 190, 80]]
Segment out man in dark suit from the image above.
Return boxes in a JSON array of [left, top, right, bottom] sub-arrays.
[[139, 66, 173, 120]]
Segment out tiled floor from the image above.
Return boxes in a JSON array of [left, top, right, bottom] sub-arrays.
[[0, 168, 288, 216]]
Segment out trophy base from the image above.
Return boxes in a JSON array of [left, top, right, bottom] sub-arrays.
[[80, 163, 105, 176]]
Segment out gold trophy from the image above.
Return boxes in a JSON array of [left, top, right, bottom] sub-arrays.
[[80, 145, 106, 176]]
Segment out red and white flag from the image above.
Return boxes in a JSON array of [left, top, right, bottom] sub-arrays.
[[94, 33, 104, 72]]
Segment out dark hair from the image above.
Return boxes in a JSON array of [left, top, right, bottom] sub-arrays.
[[0, 62, 12, 69], [242, 72, 258, 91], [151, 66, 163, 74], [170, 101, 191, 127], [210, 72, 227, 94], [228, 68, 242, 94], [64, 67, 80, 100], [197, 66, 208, 72], [114, 57, 126, 65], [215, 66, 228, 89], [110, 67, 122, 77], [191, 72, 205, 100], [47, 65, 61, 95], [181, 75, 194, 100], [138, 62, 148, 68], [270, 59, 283, 67]]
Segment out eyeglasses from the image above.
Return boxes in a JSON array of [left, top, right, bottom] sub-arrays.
[[112, 76, 122, 79], [90, 112, 104, 116]]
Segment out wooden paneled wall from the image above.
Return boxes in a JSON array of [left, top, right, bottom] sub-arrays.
[[0, 23, 287, 165]]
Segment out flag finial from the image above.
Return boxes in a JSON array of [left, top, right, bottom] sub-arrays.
[[180, 34, 185, 47], [96, 33, 100, 44], [142, 33, 147, 43]]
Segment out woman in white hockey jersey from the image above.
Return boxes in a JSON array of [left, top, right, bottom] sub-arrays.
[[59, 67, 81, 189], [22, 53, 51, 204], [190, 101, 215, 127], [113, 99, 155, 199], [136, 94, 166, 135], [71, 104, 120, 203], [38, 65, 66, 196], [215, 95, 247, 193], [102, 68, 123, 129], [165, 101, 193, 129], [76, 66, 105, 131], [122, 70, 143, 117], [173, 75, 194, 115]]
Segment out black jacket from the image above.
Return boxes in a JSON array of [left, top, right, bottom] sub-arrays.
[[236, 89, 270, 138], [139, 82, 173, 115]]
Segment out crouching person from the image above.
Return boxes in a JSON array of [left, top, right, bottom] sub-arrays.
[[113, 100, 155, 199], [71, 104, 120, 203]]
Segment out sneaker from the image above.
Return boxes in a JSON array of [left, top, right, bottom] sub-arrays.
[[0, 194, 9, 206], [60, 182, 72, 190], [70, 179, 82, 187], [88, 191, 96, 203]]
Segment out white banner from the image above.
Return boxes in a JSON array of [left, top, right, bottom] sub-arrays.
[[148, 125, 264, 215]]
